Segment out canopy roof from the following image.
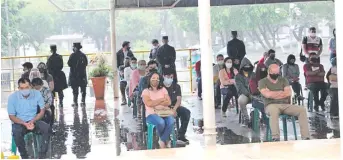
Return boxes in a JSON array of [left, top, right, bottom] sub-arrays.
[[114, 0, 332, 9]]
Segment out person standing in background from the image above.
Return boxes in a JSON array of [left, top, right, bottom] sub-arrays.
[[227, 31, 246, 66], [326, 57, 338, 118], [68, 42, 88, 106], [117, 41, 134, 68], [149, 39, 160, 60], [47, 45, 68, 108], [302, 27, 323, 62], [156, 36, 176, 76]]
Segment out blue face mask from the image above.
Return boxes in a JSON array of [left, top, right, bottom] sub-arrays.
[[20, 89, 30, 96], [163, 77, 173, 86]]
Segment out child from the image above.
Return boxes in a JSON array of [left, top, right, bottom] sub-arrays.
[[31, 78, 54, 125]]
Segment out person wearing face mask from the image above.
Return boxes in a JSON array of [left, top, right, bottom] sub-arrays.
[[31, 78, 54, 126], [46, 45, 68, 108], [163, 68, 191, 144], [116, 41, 134, 68], [156, 36, 176, 78], [123, 57, 137, 105], [21, 62, 33, 79], [37, 62, 54, 92], [213, 54, 225, 108], [219, 57, 238, 116], [149, 39, 160, 60], [142, 72, 174, 148], [138, 60, 159, 99], [302, 27, 323, 62], [129, 60, 146, 99], [329, 28, 336, 60], [326, 57, 338, 118], [68, 42, 88, 106], [8, 78, 51, 159], [282, 54, 303, 102], [234, 57, 255, 126], [303, 52, 327, 112], [259, 64, 310, 142], [264, 49, 283, 68]]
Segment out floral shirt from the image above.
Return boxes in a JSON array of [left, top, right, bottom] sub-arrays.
[[39, 86, 53, 110]]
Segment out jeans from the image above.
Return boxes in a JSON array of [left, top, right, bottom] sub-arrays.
[[330, 88, 339, 116], [197, 77, 202, 98], [291, 81, 301, 97], [146, 114, 175, 142], [176, 106, 191, 138], [12, 121, 51, 159], [330, 53, 336, 61], [221, 86, 237, 113], [120, 81, 127, 103], [252, 99, 266, 120], [308, 82, 328, 109], [214, 81, 221, 107], [238, 94, 250, 119]]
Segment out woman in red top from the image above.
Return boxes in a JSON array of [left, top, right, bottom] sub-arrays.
[[219, 57, 239, 116]]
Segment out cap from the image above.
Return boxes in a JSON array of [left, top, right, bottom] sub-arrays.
[[73, 42, 82, 49], [162, 36, 168, 40], [152, 39, 158, 44], [50, 44, 57, 50]]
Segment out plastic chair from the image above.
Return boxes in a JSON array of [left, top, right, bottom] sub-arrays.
[[11, 132, 41, 159], [265, 115, 298, 141], [146, 122, 177, 149]]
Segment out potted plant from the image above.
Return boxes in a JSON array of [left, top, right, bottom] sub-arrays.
[[89, 54, 112, 100]]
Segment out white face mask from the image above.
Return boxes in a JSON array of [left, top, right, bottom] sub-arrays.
[[310, 33, 316, 37], [225, 63, 232, 69]]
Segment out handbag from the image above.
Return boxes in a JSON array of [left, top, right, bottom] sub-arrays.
[[155, 109, 174, 117], [299, 41, 306, 62]]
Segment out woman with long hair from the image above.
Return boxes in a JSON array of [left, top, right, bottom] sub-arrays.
[[37, 62, 54, 91], [282, 54, 303, 101], [219, 57, 238, 117], [141, 72, 174, 148]]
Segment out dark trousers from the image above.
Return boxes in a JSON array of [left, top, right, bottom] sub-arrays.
[[214, 81, 221, 107], [120, 81, 127, 103], [221, 86, 237, 113], [308, 82, 328, 109], [291, 81, 301, 96], [53, 90, 64, 104], [12, 121, 51, 159], [197, 77, 202, 98], [176, 106, 191, 138], [330, 88, 339, 116], [72, 85, 86, 102]]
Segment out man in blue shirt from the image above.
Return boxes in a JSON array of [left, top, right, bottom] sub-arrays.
[[8, 78, 51, 159]]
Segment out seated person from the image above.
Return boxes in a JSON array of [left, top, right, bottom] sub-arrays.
[[8, 78, 51, 159], [264, 49, 283, 68], [326, 57, 338, 118], [37, 62, 54, 91], [129, 60, 147, 100], [255, 52, 268, 81], [163, 68, 191, 144], [29, 68, 49, 89], [213, 54, 224, 108], [21, 62, 33, 79], [282, 54, 304, 101], [219, 57, 238, 116], [259, 64, 310, 141], [138, 60, 159, 97], [119, 65, 127, 105], [234, 57, 255, 126], [31, 78, 54, 126], [303, 52, 327, 112], [142, 72, 174, 148]]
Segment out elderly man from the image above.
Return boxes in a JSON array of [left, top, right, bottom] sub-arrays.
[[258, 64, 310, 141]]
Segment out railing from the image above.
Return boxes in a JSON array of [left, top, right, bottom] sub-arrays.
[[1, 49, 195, 95]]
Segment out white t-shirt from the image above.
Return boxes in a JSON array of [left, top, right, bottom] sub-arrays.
[[124, 67, 134, 82]]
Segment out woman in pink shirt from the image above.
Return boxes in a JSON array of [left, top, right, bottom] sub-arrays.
[[142, 72, 174, 148], [129, 60, 146, 100]]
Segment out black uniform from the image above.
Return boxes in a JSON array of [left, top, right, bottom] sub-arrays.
[[47, 45, 68, 107], [156, 36, 177, 81], [68, 43, 88, 105], [227, 37, 246, 62]]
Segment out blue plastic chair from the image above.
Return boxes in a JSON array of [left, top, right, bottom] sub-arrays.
[[146, 122, 177, 149], [265, 115, 298, 141], [11, 132, 41, 158]]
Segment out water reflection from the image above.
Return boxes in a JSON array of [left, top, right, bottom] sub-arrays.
[[51, 109, 67, 159], [93, 100, 111, 144], [71, 106, 91, 158]]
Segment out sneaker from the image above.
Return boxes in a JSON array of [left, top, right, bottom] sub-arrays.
[[314, 105, 319, 112], [121, 102, 127, 106], [302, 137, 310, 140], [178, 137, 190, 145], [272, 138, 280, 142], [297, 96, 305, 101], [198, 97, 203, 100], [221, 111, 227, 117]]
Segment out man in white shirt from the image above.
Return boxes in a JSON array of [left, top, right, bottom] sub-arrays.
[[124, 57, 137, 105]]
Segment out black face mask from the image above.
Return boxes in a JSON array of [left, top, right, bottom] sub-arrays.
[[269, 54, 275, 59], [242, 66, 253, 72], [127, 47, 131, 50], [269, 74, 279, 80], [310, 57, 319, 63]]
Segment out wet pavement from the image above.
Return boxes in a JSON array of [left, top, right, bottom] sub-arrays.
[[0, 54, 340, 158]]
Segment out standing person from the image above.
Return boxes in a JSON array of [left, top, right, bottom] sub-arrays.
[[329, 28, 336, 60], [149, 39, 160, 60], [21, 62, 33, 79], [68, 42, 88, 106], [282, 54, 303, 101], [156, 36, 176, 76], [119, 66, 127, 106], [46, 45, 68, 107], [302, 27, 323, 62], [326, 57, 338, 118], [227, 31, 246, 63], [8, 78, 51, 159], [219, 57, 238, 117], [116, 41, 134, 68], [123, 57, 137, 105]]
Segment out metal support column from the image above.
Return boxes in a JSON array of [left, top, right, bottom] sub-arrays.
[[198, 0, 217, 146]]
